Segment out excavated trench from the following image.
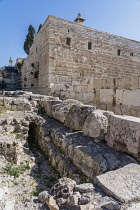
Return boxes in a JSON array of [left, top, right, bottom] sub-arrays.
[[0, 114, 60, 210], [28, 122, 38, 150], [27, 121, 60, 188]]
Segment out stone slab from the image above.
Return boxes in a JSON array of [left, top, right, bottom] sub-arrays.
[[128, 203, 140, 210], [106, 114, 140, 159], [122, 90, 140, 106], [95, 163, 140, 202]]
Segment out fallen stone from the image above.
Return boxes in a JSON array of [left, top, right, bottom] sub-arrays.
[[46, 196, 59, 210], [67, 192, 81, 206], [78, 204, 95, 210], [38, 191, 50, 203], [95, 163, 140, 202], [79, 194, 91, 205], [101, 200, 120, 209], [51, 177, 76, 198], [83, 110, 112, 140], [74, 183, 94, 193], [52, 99, 81, 123], [106, 114, 140, 160], [128, 203, 140, 210], [65, 104, 96, 130], [44, 100, 62, 117]]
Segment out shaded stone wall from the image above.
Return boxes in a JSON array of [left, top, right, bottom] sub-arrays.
[[22, 15, 140, 94]]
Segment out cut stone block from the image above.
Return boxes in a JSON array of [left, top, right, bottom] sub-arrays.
[[52, 99, 81, 123], [100, 89, 114, 103], [106, 115, 140, 160], [65, 104, 96, 130], [83, 110, 113, 140], [95, 163, 140, 202], [45, 100, 62, 117], [122, 90, 140, 106]]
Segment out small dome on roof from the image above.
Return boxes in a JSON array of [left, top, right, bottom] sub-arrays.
[[74, 13, 85, 25], [77, 12, 82, 18]]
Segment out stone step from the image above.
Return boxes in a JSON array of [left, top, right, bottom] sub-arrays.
[[95, 163, 140, 203], [38, 137, 87, 184], [37, 116, 138, 181]]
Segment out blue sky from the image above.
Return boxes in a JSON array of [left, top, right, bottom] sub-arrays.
[[0, 0, 140, 66]]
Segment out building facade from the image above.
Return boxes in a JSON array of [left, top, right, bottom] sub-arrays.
[[0, 58, 23, 91], [22, 15, 140, 95]]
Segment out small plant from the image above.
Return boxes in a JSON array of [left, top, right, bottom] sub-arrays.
[[13, 180, 19, 185], [0, 110, 5, 114], [4, 161, 28, 178], [11, 129, 20, 140], [31, 188, 38, 196], [17, 61, 23, 71]]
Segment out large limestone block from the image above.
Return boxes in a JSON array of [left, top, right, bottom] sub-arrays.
[[52, 99, 81, 123], [106, 115, 140, 159], [82, 92, 94, 104], [65, 104, 96, 130], [83, 110, 113, 140], [95, 163, 140, 202], [116, 89, 124, 105], [69, 92, 76, 99], [45, 100, 62, 117], [106, 78, 115, 89], [139, 76, 140, 88], [100, 89, 113, 103], [93, 78, 103, 89], [130, 76, 139, 90], [122, 90, 140, 106], [117, 77, 130, 89]]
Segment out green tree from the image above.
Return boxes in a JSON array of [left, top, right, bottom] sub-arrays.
[[24, 25, 36, 55], [37, 24, 42, 33]]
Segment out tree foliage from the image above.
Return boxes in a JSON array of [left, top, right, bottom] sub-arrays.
[[24, 25, 36, 55], [37, 24, 42, 33]]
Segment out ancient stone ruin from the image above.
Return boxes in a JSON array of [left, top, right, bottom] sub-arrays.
[[0, 90, 140, 210]]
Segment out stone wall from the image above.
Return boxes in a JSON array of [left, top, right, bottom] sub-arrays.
[[50, 75, 140, 117], [22, 15, 140, 94]]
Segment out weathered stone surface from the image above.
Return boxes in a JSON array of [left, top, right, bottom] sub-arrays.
[[67, 192, 81, 206], [46, 196, 59, 210], [38, 191, 50, 203], [101, 200, 120, 209], [122, 90, 140, 106], [44, 100, 62, 117], [51, 177, 76, 198], [128, 203, 140, 210], [79, 194, 91, 205], [52, 99, 81, 123], [65, 104, 96, 130], [0, 97, 32, 111], [95, 163, 140, 202], [106, 114, 140, 159], [82, 110, 112, 140], [74, 183, 94, 193], [100, 89, 114, 103], [104, 154, 120, 170]]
